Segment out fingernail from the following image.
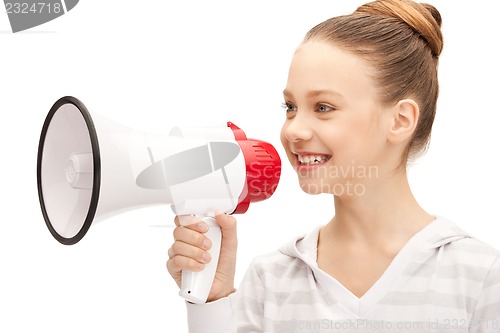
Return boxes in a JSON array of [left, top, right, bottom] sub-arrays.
[[214, 210, 225, 216], [203, 239, 212, 250], [198, 222, 208, 232], [202, 252, 211, 263]]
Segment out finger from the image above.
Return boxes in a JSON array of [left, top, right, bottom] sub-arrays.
[[166, 255, 205, 275], [168, 241, 211, 264], [174, 216, 181, 227], [173, 226, 212, 250], [174, 215, 209, 233]]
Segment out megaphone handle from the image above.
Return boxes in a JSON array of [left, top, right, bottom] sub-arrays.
[[179, 216, 222, 304]]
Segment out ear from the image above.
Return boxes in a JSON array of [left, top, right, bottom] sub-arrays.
[[387, 99, 419, 144]]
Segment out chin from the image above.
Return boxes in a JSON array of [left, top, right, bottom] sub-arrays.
[[297, 178, 329, 195], [297, 177, 367, 197]]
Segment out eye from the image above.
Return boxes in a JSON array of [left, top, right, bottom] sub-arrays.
[[316, 103, 336, 113], [281, 102, 297, 113]]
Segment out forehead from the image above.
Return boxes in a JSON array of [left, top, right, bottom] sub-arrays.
[[286, 40, 377, 100]]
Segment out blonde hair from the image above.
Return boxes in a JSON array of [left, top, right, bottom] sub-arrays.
[[304, 0, 443, 161]]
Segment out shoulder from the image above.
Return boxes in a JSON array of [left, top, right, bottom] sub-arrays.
[[435, 227, 500, 307], [429, 217, 499, 273], [445, 237, 499, 263], [443, 232, 500, 275], [249, 249, 311, 282], [248, 226, 321, 281], [455, 239, 500, 329]]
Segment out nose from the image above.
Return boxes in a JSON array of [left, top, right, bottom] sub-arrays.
[[282, 114, 313, 143]]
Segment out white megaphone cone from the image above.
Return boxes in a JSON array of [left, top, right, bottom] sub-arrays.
[[37, 96, 281, 304]]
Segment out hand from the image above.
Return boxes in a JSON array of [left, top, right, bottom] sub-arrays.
[[166, 212, 238, 302]]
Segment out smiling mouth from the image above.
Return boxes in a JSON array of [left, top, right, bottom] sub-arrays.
[[296, 154, 332, 165]]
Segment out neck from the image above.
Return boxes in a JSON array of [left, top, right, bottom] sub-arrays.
[[325, 170, 434, 248]]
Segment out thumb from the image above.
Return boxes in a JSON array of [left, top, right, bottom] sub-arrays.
[[214, 210, 237, 243]]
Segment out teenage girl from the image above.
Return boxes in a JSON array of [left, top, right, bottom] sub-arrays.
[[167, 1, 500, 332]]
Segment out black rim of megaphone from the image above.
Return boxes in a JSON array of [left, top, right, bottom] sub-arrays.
[[37, 96, 101, 245]]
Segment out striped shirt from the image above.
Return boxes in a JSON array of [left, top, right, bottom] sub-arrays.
[[186, 217, 500, 332]]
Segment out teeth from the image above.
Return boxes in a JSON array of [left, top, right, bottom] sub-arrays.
[[297, 155, 330, 164]]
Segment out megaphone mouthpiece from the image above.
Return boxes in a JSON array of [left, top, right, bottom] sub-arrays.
[[228, 123, 281, 214]]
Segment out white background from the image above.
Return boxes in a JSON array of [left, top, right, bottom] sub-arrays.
[[1, 1, 499, 332]]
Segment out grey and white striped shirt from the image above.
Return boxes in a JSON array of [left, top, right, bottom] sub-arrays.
[[187, 217, 500, 332]]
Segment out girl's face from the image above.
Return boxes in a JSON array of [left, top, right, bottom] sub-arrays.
[[280, 40, 395, 196]]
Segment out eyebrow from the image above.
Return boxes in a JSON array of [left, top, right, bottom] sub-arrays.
[[283, 89, 345, 99]]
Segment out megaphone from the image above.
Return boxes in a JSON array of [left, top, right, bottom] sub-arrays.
[[36, 96, 281, 304]]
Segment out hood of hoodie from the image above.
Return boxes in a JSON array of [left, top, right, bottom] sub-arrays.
[[278, 217, 471, 265]]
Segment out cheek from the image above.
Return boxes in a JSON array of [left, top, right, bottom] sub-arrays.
[[279, 124, 294, 162], [326, 119, 377, 161], [280, 123, 290, 150], [341, 127, 387, 166]]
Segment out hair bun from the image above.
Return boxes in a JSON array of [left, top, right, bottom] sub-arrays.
[[421, 3, 442, 28], [356, 0, 443, 57]]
